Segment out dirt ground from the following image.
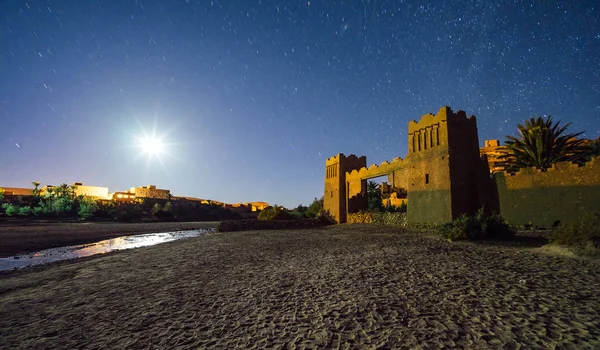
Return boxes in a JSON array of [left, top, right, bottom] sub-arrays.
[[1, 224, 599, 349], [0, 221, 218, 257]]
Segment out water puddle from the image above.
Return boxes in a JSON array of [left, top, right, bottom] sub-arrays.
[[0, 228, 216, 272]]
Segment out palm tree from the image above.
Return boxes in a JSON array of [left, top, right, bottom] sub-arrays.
[[497, 116, 588, 173], [582, 138, 600, 162], [366, 180, 383, 211], [31, 181, 41, 197], [70, 184, 78, 199], [366, 180, 381, 201]]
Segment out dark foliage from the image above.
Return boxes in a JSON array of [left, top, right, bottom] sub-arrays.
[[497, 116, 588, 173], [550, 213, 600, 252], [439, 209, 515, 241], [257, 206, 295, 221]]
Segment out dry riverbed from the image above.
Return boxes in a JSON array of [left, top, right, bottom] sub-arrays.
[[0, 221, 218, 257], [1, 224, 599, 349]]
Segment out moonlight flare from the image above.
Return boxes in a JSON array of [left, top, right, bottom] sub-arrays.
[[136, 135, 165, 158]]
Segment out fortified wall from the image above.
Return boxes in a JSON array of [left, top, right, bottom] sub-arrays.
[[324, 106, 600, 226], [324, 154, 366, 223], [495, 157, 600, 226]]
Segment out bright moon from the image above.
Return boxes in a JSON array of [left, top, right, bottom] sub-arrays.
[[137, 135, 165, 157]]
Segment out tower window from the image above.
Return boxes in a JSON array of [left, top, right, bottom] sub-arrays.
[[425, 174, 430, 184]]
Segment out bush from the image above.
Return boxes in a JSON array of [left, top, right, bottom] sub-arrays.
[[2, 203, 19, 216], [316, 210, 336, 225], [49, 197, 73, 216], [439, 209, 514, 241], [305, 197, 324, 218], [77, 197, 99, 219], [18, 205, 32, 216], [257, 206, 294, 221], [550, 213, 600, 250]]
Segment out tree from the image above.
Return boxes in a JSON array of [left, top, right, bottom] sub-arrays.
[[32, 181, 41, 197], [305, 197, 324, 218], [367, 180, 384, 212], [582, 138, 600, 162], [292, 204, 308, 218], [497, 116, 588, 173]]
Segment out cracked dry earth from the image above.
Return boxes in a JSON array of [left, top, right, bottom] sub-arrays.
[[1, 225, 599, 349]]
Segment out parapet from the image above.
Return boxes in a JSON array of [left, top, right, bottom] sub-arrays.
[[408, 106, 450, 134], [325, 153, 342, 165], [346, 157, 405, 181]]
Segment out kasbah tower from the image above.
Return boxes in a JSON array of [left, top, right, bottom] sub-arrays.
[[324, 106, 495, 225]]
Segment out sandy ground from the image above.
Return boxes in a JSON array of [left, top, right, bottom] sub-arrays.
[[0, 221, 218, 257], [1, 224, 599, 349]]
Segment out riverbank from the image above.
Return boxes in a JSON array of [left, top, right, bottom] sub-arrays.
[[0, 221, 218, 257], [1, 224, 599, 348]]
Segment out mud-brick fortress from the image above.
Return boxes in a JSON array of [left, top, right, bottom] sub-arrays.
[[324, 106, 600, 227]]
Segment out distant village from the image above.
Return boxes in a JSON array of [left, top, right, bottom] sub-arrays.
[[0, 183, 269, 213]]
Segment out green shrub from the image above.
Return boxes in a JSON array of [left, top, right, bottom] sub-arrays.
[[17, 205, 32, 216], [316, 210, 336, 225], [77, 197, 99, 219], [550, 213, 600, 249], [305, 197, 324, 218], [32, 205, 46, 216], [439, 209, 514, 241], [2, 203, 19, 216], [257, 206, 294, 221]]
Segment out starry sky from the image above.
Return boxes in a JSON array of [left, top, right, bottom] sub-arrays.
[[1, 0, 599, 208]]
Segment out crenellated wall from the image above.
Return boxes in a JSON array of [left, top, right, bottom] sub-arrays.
[[324, 153, 366, 223], [324, 106, 600, 226], [495, 157, 600, 227], [404, 107, 454, 223]]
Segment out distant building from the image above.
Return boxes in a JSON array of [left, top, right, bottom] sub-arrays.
[[111, 191, 136, 202], [0, 187, 33, 197], [72, 183, 110, 199], [128, 185, 171, 199], [480, 140, 508, 174]]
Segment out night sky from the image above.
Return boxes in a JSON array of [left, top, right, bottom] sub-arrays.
[[1, 1, 599, 208]]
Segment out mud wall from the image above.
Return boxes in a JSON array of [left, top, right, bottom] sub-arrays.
[[495, 157, 600, 227], [405, 107, 453, 224]]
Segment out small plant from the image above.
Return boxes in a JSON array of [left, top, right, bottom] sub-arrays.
[[316, 210, 336, 225], [17, 205, 32, 216], [439, 209, 514, 241], [2, 203, 19, 216], [550, 213, 600, 252]]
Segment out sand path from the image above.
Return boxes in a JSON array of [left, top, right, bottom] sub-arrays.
[[1, 225, 599, 349]]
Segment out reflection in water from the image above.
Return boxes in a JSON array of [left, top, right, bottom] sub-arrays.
[[0, 229, 215, 271]]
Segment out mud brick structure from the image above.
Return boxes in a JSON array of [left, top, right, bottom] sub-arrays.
[[324, 106, 600, 226]]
